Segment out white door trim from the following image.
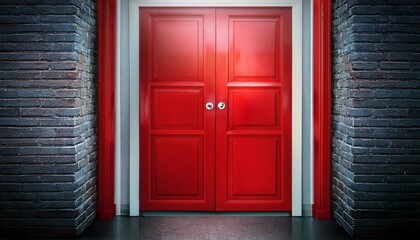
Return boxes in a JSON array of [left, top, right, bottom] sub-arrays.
[[126, 0, 304, 216], [291, 0, 303, 216], [115, 0, 122, 216]]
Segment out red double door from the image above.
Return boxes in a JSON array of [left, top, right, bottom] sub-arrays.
[[140, 8, 292, 211]]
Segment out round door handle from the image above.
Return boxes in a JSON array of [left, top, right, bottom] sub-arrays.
[[205, 102, 214, 110], [217, 102, 226, 110]]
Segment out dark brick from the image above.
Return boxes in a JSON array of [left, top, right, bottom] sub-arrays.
[[0, 155, 76, 164], [16, 6, 79, 15], [2, 192, 39, 201], [348, 15, 389, 24], [332, 0, 420, 238], [22, 183, 59, 192], [40, 15, 78, 24], [40, 98, 79, 107], [0, 175, 42, 183], [389, 193, 420, 201], [42, 175, 76, 182], [388, 52, 420, 61], [21, 210, 79, 218], [19, 147, 60, 155], [26, 163, 79, 174], [50, 61, 77, 70], [20, 108, 55, 117], [350, 5, 416, 15], [386, 175, 420, 183], [40, 70, 78, 79], [0, 146, 22, 155], [352, 192, 388, 201], [0, 183, 22, 192], [373, 89, 411, 98], [0, 0, 97, 237], [347, 108, 409, 117], [54, 89, 81, 98], [349, 52, 388, 61], [0, 108, 20, 116], [352, 118, 420, 127], [45, 33, 79, 42], [351, 62, 378, 70]]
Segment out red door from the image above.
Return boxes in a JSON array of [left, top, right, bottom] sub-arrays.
[[140, 8, 291, 212], [215, 8, 292, 211], [140, 8, 216, 210]]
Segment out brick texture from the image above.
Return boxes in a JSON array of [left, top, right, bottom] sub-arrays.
[[0, 0, 97, 237], [332, 0, 420, 238]]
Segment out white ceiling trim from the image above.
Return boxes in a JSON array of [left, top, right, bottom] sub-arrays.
[[134, 0, 299, 7]]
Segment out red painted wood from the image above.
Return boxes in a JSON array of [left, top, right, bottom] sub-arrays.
[[313, 0, 332, 220], [97, 0, 116, 220], [98, 2, 333, 216], [140, 8, 216, 211], [215, 8, 292, 211], [140, 7, 293, 212]]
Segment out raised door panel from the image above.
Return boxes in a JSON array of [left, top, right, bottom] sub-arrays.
[[152, 136, 203, 199], [228, 17, 283, 83], [229, 88, 281, 130], [153, 16, 203, 81], [140, 8, 215, 211], [216, 8, 292, 211], [151, 88, 204, 129], [229, 137, 280, 198]]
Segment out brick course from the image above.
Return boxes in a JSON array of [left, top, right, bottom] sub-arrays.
[[332, 0, 420, 238], [0, 0, 97, 237]]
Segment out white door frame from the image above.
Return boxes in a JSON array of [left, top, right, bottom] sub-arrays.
[[123, 0, 305, 216]]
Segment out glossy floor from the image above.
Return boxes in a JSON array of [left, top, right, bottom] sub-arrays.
[[76, 216, 355, 240]]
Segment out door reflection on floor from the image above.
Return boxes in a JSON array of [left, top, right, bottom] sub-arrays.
[[77, 216, 351, 240]]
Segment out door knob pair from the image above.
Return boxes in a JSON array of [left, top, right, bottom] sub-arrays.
[[206, 102, 225, 110]]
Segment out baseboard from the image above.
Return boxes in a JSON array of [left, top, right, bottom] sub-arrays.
[[302, 204, 312, 216], [141, 212, 291, 217]]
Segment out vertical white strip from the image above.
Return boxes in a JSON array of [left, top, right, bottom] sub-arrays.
[[310, 0, 314, 206], [136, 0, 298, 6], [115, 0, 122, 216], [129, 0, 140, 216], [292, 0, 303, 216]]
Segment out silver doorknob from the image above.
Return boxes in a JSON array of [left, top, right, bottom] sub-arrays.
[[217, 102, 226, 110], [205, 102, 214, 110]]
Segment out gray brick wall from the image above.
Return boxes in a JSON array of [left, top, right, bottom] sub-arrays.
[[332, 0, 420, 238], [0, 0, 97, 237]]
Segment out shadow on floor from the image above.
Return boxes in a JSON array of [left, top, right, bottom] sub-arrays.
[[77, 216, 355, 240]]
